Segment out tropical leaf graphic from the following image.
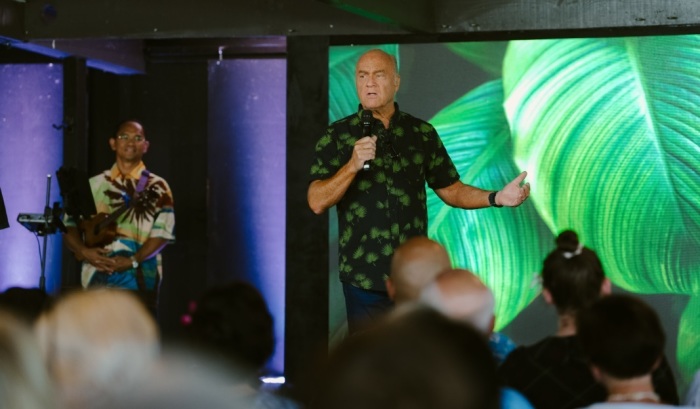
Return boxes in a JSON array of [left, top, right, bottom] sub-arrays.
[[428, 79, 554, 329], [502, 36, 700, 381], [502, 36, 700, 295], [445, 41, 509, 77]]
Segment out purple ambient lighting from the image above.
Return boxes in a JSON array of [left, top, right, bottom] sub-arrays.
[[0, 63, 64, 293]]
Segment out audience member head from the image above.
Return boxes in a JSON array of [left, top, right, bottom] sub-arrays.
[[0, 310, 55, 409], [34, 288, 159, 408], [386, 236, 451, 304], [312, 306, 500, 409], [0, 286, 53, 324], [577, 294, 665, 382], [99, 352, 254, 409], [541, 230, 609, 315], [184, 281, 275, 381], [419, 268, 495, 334]]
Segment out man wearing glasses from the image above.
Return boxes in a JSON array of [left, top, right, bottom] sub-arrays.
[[63, 120, 175, 314]]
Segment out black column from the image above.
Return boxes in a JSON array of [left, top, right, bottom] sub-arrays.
[[61, 56, 89, 291], [284, 35, 330, 402]]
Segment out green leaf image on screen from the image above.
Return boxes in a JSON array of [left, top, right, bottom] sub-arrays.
[[428, 79, 553, 330], [328, 36, 700, 382], [503, 35, 700, 380]]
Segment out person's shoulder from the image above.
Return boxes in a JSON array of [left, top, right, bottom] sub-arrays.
[[91, 168, 111, 180], [251, 390, 301, 409], [508, 336, 556, 355], [489, 331, 517, 364], [584, 404, 689, 409], [89, 169, 111, 189], [500, 387, 535, 409], [330, 112, 359, 127], [529, 335, 586, 364], [490, 331, 517, 347], [396, 110, 431, 127], [499, 344, 529, 369], [500, 336, 569, 369]]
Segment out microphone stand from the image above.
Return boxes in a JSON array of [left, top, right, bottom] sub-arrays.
[[39, 174, 52, 291], [17, 174, 66, 292]]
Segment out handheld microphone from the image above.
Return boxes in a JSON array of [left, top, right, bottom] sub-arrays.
[[362, 110, 373, 171]]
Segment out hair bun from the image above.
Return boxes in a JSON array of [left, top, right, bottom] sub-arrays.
[[555, 230, 580, 252]]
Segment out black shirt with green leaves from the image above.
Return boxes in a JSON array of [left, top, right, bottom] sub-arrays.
[[310, 104, 460, 291]]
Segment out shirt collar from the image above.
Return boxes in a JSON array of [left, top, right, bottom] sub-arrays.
[[356, 102, 400, 120], [110, 161, 146, 180]]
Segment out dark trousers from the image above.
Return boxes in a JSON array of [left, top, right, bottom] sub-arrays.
[[342, 283, 394, 335]]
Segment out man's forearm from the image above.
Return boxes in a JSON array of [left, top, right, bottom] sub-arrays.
[[307, 162, 358, 214], [435, 181, 491, 209], [435, 171, 530, 209], [63, 227, 87, 260], [134, 237, 169, 263]]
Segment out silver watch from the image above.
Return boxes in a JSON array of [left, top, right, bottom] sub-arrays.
[[130, 256, 139, 269]]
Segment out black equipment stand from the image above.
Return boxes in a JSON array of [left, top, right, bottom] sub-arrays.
[[16, 174, 65, 291]]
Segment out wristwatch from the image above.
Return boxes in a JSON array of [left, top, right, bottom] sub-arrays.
[[130, 256, 139, 269], [488, 191, 503, 208]]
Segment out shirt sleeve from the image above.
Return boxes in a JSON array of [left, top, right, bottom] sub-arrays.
[[149, 178, 176, 242], [423, 123, 460, 190], [309, 125, 342, 183]]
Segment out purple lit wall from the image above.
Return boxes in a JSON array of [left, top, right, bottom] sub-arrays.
[[0, 63, 64, 293], [207, 58, 287, 375]]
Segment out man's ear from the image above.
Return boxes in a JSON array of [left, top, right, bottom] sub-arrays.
[[109, 138, 117, 151], [542, 288, 554, 305], [386, 278, 395, 301], [142, 140, 150, 154], [488, 315, 496, 335], [600, 278, 612, 296]]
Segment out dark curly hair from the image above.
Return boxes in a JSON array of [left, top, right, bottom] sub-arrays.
[[577, 294, 665, 379], [185, 281, 275, 378], [541, 230, 606, 314], [311, 307, 500, 409]]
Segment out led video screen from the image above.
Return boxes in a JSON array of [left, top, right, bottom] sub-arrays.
[[328, 35, 700, 386]]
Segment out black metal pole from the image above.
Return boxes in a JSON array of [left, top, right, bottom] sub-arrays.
[[39, 174, 52, 291]]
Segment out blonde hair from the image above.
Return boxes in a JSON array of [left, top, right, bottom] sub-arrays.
[[35, 288, 159, 407], [0, 310, 55, 409]]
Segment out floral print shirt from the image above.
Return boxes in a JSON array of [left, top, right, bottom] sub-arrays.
[[65, 161, 175, 289], [310, 104, 459, 291]]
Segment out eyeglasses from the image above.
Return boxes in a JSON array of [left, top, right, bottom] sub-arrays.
[[116, 133, 145, 142]]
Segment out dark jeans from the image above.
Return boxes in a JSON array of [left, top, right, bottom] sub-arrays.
[[342, 283, 394, 335]]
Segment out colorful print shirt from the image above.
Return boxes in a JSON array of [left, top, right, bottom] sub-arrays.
[[309, 104, 459, 291], [64, 162, 176, 289]]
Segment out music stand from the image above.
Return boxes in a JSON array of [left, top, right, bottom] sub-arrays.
[[56, 166, 96, 221], [0, 188, 8, 230], [16, 174, 66, 291]]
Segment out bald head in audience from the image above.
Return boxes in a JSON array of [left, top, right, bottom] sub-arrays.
[[420, 268, 495, 334], [386, 236, 451, 304]]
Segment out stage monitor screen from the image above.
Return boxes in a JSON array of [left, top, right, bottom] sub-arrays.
[[327, 35, 700, 390]]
